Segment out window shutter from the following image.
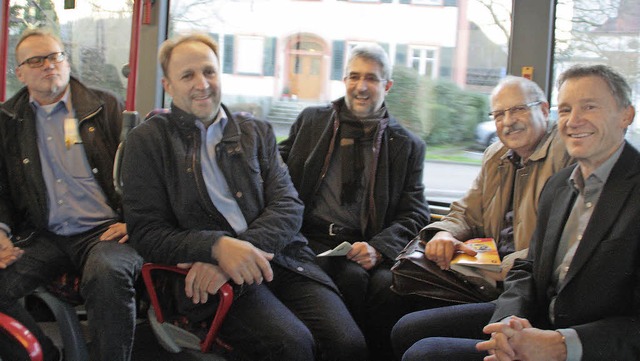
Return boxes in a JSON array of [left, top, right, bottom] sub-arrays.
[[395, 44, 408, 66], [223, 35, 234, 74], [263, 37, 276, 76], [331, 40, 345, 80]]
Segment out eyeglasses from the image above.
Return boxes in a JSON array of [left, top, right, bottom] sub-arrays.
[[489, 101, 543, 122], [18, 52, 66, 68]]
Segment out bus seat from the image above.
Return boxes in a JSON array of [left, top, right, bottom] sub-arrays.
[[29, 283, 88, 361], [140, 263, 233, 354], [0, 312, 43, 361]]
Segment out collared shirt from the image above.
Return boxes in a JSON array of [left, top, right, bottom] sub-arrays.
[[551, 142, 624, 361], [31, 87, 116, 236], [197, 111, 248, 234]]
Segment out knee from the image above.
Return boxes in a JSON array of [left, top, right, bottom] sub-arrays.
[[391, 313, 418, 359], [320, 332, 368, 361], [81, 245, 142, 291]]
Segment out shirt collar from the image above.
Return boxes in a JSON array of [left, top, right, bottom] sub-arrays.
[[30, 86, 70, 111], [569, 142, 624, 193]]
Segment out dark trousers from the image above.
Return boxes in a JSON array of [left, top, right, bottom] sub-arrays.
[[316, 256, 451, 361], [176, 263, 368, 361], [391, 302, 496, 361], [0, 224, 143, 361]]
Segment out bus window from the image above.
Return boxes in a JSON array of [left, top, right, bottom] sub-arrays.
[[552, 0, 640, 150], [167, 0, 513, 203], [5, 0, 132, 102]]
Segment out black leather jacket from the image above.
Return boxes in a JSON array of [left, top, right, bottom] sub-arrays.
[[0, 77, 123, 238]]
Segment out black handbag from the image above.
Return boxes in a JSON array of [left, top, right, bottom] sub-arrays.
[[390, 237, 501, 304]]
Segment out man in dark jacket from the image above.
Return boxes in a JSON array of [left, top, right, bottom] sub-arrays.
[[279, 43, 433, 360], [122, 33, 366, 361], [0, 29, 142, 361]]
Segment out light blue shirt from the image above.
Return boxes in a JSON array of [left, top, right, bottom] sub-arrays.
[[197, 112, 248, 234], [32, 88, 116, 235]]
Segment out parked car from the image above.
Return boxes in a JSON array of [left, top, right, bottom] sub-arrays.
[[475, 107, 558, 148]]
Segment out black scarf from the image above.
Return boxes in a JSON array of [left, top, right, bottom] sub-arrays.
[[338, 106, 384, 204]]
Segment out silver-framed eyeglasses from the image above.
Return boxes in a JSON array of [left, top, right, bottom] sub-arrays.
[[489, 101, 543, 122], [18, 52, 66, 68]]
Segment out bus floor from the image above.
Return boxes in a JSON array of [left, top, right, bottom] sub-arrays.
[[38, 319, 228, 361]]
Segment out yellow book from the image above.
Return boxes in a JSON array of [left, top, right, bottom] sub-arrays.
[[450, 238, 501, 272]]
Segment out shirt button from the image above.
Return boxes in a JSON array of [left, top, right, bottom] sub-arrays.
[[89, 126, 95, 132], [577, 234, 582, 241], [57, 179, 62, 183], [586, 202, 592, 208], [92, 168, 99, 174], [235, 191, 243, 198], [22, 158, 30, 164], [57, 200, 64, 205], [296, 267, 304, 272], [47, 136, 53, 141]]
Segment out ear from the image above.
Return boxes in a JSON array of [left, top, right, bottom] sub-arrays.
[[622, 105, 635, 129], [384, 79, 393, 93], [15, 66, 25, 84], [161, 77, 172, 96]]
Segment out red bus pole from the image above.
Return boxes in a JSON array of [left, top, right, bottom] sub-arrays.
[[0, 0, 11, 102], [126, 0, 143, 111]]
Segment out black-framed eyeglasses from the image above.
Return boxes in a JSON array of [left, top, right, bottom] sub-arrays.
[[18, 52, 66, 68], [489, 101, 543, 122]]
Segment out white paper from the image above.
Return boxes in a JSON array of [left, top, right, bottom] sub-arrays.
[[317, 241, 352, 257]]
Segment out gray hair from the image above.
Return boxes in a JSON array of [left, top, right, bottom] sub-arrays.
[[345, 43, 392, 81], [557, 64, 632, 109], [490, 75, 546, 105]]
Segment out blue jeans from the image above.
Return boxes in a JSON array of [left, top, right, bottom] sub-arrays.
[[391, 302, 496, 361], [0, 224, 143, 361]]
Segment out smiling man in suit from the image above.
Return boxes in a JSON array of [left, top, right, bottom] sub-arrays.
[[394, 64, 640, 361]]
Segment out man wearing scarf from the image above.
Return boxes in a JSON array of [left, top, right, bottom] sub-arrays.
[[279, 43, 431, 360]]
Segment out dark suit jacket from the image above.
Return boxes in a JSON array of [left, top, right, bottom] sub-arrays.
[[492, 142, 640, 360]]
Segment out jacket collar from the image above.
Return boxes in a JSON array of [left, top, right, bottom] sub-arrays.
[[0, 76, 103, 122], [169, 103, 241, 142], [500, 124, 558, 164]]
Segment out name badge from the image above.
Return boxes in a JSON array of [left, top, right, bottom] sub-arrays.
[[64, 117, 81, 150]]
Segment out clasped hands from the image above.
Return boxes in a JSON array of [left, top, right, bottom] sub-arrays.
[[476, 316, 567, 361], [180, 236, 274, 305]]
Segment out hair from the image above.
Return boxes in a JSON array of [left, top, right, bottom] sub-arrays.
[[490, 75, 546, 105], [557, 64, 632, 109], [15, 28, 64, 63], [158, 33, 220, 78], [345, 43, 392, 81]]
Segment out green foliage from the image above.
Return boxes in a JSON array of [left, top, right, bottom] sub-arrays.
[[385, 65, 430, 138], [386, 65, 489, 145], [7, 1, 60, 98]]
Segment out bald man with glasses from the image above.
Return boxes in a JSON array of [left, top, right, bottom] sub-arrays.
[[0, 28, 142, 361]]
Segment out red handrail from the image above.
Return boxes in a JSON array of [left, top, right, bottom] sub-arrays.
[[126, 0, 143, 111], [0, 312, 43, 361], [0, 0, 10, 102]]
